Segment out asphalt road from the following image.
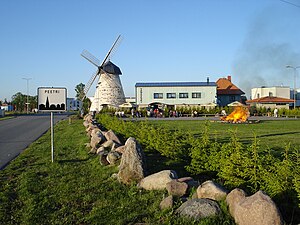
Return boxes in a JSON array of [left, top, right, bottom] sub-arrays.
[[0, 113, 69, 169]]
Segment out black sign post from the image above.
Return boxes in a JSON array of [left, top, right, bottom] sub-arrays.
[[37, 87, 67, 162]]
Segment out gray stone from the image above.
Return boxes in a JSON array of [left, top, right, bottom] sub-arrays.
[[90, 135, 103, 149], [99, 151, 109, 166], [115, 145, 125, 154], [88, 147, 97, 154], [197, 180, 228, 201], [226, 189, 283, 225], [176, 198, 221, 220], [166, 180, 188, 197], [138, 170, 178, 191], [86, 125, 98, 137], [106, 151, 121, 165], [111, 173, 118, 179], [102, 140, 115, 148], [90, 128, 101, 137], [118, 137, 146, 184], [104, 129, 121, 145], [160, 195, 174, 210], [178, 177, 199, 189], [83, 120, 89, 128], [84, 114, 93, 122], [96, 146, 105, 154]]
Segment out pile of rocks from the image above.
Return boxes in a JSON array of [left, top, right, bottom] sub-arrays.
[[83, 114, 147, 184], [82, 114, 284, 225]]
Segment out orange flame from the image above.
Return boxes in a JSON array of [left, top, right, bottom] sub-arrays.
[[221, 106, 249, 123]]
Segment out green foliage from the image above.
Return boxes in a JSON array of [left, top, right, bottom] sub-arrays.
[[217, 130, 249, 188], [11, 92, 37, 112], [186, 121, 221, 174], [75, 83, 85, 100], [96, 113, 189, 160], [82, 97, 91, 115]]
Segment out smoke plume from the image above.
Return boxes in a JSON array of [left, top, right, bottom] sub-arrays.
[[232, 7, 300, 99]]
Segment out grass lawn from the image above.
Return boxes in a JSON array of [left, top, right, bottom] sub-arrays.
[[148, 119, 300, 152], [0, 116, 234, 225]]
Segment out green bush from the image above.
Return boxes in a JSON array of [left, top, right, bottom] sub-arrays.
[[95, 114, 300, 222]]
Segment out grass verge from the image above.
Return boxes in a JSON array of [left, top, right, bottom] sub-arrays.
[[0, 116, 234, 225]]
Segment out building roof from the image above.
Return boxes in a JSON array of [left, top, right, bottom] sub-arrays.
[[102, 61, 122, 75], [246, 96, 294, 103], [135, 82, 217, 87], [216, 77, 245, 95]]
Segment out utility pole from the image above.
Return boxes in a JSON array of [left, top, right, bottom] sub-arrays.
[[22, 77, 32, 114], [286, 65, 300, 109]]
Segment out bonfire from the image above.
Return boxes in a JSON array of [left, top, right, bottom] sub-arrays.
[[221, 106, 249, 123]]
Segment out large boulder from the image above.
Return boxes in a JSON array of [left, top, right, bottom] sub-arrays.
[[138, 170, 178, 191], [196, 180, 228, 201], [166, 180, 188, 197], [104, 129, 122, 145], [176, 198, 221, 220], [226, 189, 283, 225], [117, 137, 147, 184]]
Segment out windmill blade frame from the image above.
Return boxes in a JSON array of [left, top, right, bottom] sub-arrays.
[[81, 50, 101, 67], [100, 35, 122, 68], [81, 70, 99, 101]]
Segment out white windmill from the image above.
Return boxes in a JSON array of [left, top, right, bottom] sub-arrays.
[[81, 35, 126, 112]]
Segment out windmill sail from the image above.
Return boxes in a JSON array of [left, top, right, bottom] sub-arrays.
[[81, 50, 100, 67]]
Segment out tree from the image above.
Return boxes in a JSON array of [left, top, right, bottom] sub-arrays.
[[11, 92, 37, 112], [75, 83, 85, 100], [11, 92, 26, 111]]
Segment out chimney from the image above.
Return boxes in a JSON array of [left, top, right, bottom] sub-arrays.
[[227, 75, 232, 82], [207, 77, 209, 84]]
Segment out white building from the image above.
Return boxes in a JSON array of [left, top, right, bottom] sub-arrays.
[[248, 86, 294, 109], [135, 81, 217, 109], [251, 86, 290, 99]]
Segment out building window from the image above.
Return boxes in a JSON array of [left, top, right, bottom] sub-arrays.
[[179, 93, 189, 98], [269, 92, 273, 97], [192, 92, 201, 98], [154, 93, 163, 99], [230, 96, 236, 101], [167, 93, 176, 99]]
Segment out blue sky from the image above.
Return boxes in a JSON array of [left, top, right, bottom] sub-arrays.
[[1, 0, 300, 101]]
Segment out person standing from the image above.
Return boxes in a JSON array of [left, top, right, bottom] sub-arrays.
[[274, 108, 278, 118]]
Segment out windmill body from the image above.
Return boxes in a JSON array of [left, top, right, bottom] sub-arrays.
[[90, 61, 125, 111], [81, 35, 126, 112]]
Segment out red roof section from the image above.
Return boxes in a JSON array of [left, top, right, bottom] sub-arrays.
[[246, 96, 294, 103], [216, 76, 245, 95]]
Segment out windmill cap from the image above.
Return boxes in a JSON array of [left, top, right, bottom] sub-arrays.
[[102, 61, 122, 75]]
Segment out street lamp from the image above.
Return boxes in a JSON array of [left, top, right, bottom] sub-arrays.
[[286, 65, 300, 109], [22, 77, 32, 114]]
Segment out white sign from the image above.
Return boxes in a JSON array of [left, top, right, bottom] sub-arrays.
[[38, 87, 67, 112]]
